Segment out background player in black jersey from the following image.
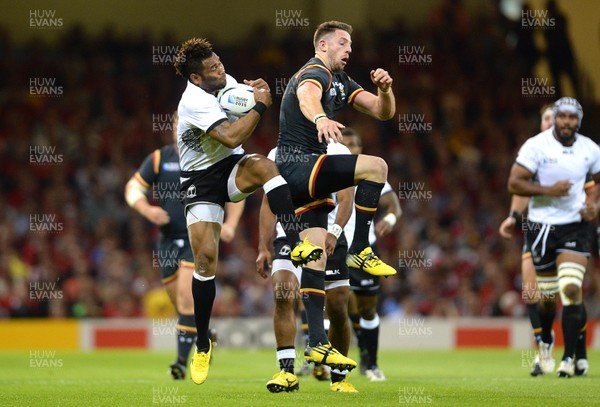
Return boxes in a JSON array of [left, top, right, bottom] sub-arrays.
[[275, 20, 396, 371], [125, 112, 244, 379]]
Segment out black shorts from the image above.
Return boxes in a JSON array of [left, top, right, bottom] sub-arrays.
[[349, 243, 380, 295], [156, 235, 194, 284], [180, 154, 245, 210], [275, 151, 357, 224], [525, 220, 591, 272], [272, 234, 349, 282]]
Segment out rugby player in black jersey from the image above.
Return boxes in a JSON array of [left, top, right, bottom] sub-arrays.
[[274, 21, 396, 382]]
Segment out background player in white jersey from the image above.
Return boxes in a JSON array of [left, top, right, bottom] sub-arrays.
[[500, 103, 593, 376], [256, 141, 357, 393], [173, 38, 322, 385], [507, 97, 600, 377], [341, 128, 401, 381], [125, 112, 243, 379]]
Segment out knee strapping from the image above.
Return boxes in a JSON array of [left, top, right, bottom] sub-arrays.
[[536, 275, 559, 299], [558, 262, 585, 305]]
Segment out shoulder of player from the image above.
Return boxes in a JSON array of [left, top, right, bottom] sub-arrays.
[[181, 81, 217, 105], [295, 58, 332, 81]]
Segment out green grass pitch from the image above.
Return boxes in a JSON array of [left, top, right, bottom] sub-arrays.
[[0, 348, 598, 406]]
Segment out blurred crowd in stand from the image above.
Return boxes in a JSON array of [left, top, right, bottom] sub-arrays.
[[1, 0, 598, 319]]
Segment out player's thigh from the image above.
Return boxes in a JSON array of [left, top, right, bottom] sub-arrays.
[[312, 154, 357, 198], [187, 220, 221, 276], [234, 154, 279, 193]]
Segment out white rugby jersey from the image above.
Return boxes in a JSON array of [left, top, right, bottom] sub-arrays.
[[177, 74, 244, 173], [516, 128, 600, 224], [268, 142, 352, 239]]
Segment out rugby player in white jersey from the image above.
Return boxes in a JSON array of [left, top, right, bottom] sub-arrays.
[[508, 97, 600, 377], [173, 38, 323, 385], [500, 103, 593, 376]]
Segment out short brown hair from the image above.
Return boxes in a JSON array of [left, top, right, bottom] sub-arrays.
[[174, 37, 214, 79], [313, 21, 353, 49]]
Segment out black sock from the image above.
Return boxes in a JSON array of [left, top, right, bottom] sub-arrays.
[[526, 303, 543, 343], [562, 304, 582, 360], [176, 314, 197, 364], [300, 267, 328, 346], [349, 180, 384, 253], [576, 303, 587, 360], [349, 313, 363, 351], [277, 346, 296, 374], [192, 276, 216, 352], [539, 302, 556, 344], [265, 182, 301, 245], [361, 316, 380, 369]]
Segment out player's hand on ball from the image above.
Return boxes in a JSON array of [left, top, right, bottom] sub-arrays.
[[316, 118, 345, 144], [244, 79, 270, 92], [244, 79, 272, 107], [370, 68, 392, 93]]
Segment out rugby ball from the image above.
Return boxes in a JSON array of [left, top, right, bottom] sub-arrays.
[[217, 84, 255, 117]]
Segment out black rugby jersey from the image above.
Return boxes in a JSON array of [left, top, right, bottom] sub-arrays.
[[278, 57, 363, 155], [136, 144, 187, 238]]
